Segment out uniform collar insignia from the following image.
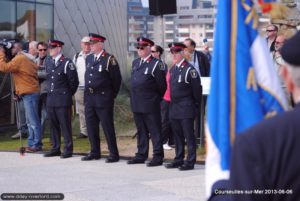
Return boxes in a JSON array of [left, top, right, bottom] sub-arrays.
[[101, 50, 106, 57], [145, 55, 153, 63], [59, 55, 65, 62]]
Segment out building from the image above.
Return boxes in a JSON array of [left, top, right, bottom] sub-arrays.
[[0, 0, 127, 127], [127, 0, 153, 55], [0, 0, 54, 127], [127, 0, 215, 59], [0, 0, 54, 42]]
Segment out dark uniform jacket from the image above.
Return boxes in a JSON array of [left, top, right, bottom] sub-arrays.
[[46, 55, 79, 107], [230, 103, 300, 201], [85, 51, 122, 107], [169, 60, 202, 119], [195, 50, 210, 76], [130, 55, 166, 113]]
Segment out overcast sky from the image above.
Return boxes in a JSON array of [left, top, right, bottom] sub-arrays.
[[141, 0, 149, 7]]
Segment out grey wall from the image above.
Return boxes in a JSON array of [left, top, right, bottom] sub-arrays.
[[53, 0, 127, 75]]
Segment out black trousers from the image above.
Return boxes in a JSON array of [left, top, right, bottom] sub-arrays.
[[161, 100, 174, 145], [85, 105, 119, 158], [133, 111, 163, 160], [38, 93, 48, 137], [170, 118, 196, 165], [47, 106, 73, 154], [194, 96, 207, 144]]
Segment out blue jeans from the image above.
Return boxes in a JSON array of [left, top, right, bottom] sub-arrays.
[[23, 93, 42, 148]]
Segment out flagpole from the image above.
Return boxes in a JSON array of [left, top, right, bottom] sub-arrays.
[[230, 0, 238, 145]]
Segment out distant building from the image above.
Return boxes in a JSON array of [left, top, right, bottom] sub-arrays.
[[127, 0, 215, 59]]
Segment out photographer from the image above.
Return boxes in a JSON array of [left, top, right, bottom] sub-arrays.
[[0, 40, 42, 152]]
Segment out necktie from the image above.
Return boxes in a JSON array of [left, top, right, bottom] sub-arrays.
[[53, 59, 56, 66], [139, 59, 144, 67]]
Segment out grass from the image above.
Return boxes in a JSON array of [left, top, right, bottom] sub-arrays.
[[0, 92, 206, 162], [0, 92, 136, 153]]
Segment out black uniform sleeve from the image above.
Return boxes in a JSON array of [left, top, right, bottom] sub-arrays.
[[188, 68, 202, 105], [199, 51, 211, 76], [66, 60, 79, 95], [108, 55, 122, 98], [230, 133, 269, 201], [153, 60, 167, 97]]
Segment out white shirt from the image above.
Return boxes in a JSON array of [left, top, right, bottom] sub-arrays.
[[53, 53, 62, 65], [73, 51, 91, 87], [94, 50, 104, 62], [176, 59, 185, 68], [140, 54, 152, 65]]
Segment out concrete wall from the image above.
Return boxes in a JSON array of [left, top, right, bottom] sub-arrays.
[[53, 0, 127, 76]]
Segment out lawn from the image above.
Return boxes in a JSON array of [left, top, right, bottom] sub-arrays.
[[0, 93, 206, 162]]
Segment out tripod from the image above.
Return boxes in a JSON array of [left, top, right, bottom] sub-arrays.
[[14, 97, 26, 155]]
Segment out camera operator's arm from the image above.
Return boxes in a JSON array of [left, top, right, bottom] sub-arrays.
[[0, 51, 20, 73]]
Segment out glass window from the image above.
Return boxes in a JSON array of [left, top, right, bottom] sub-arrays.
[[165, 16, 173, 21], [180, 6, 189, 10], [166, 24, 174, 30], [147, 24, 154, 30], [36, 4, 53, 42], [0, 0, 16, 39], [165, 33, 174, 38], [16, 2, 35, 41], [36, 0, 53, 4], [203, 2, 212, 8], [179, 15, 193, 20]]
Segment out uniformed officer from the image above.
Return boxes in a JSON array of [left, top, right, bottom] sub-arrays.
[[165, 42, 202, 171], [81, 33, 122, 162], [127, 37, 166, 167], [44, 40, 79, 158]]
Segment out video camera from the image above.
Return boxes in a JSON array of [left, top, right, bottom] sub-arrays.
[[0, 39, 13, 49]]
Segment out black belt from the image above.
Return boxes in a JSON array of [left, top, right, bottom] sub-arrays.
[[85, 87, 110, 94]]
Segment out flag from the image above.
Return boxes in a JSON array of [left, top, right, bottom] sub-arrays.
[[205, 0, 288, 198]]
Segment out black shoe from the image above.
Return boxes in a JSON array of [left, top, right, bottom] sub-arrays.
[[81, 154, 101, 161], [165, 161, 184, 169], [44, 150, 61, 157], [77, 133, 88, 139], [105, 156, 119, 163], [127, 158, 145, 164], [60, 153, 72, 159], [146, 159, 163, 167], [178, 164, 194, 171]]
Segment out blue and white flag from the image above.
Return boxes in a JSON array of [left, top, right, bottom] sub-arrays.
[[205, 0, 288, 198]]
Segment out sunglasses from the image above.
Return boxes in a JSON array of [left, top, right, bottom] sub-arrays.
[[151, 50, 158, 53], [136, 46, 146, 50], [38, 49, 47, 52], [266, 30, 275, 32]]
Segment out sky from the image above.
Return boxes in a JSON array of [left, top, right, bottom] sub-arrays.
[[141, 0, 149, 7]]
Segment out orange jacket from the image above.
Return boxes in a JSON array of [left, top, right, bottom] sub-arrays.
[[0, 52, 40, 95]]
